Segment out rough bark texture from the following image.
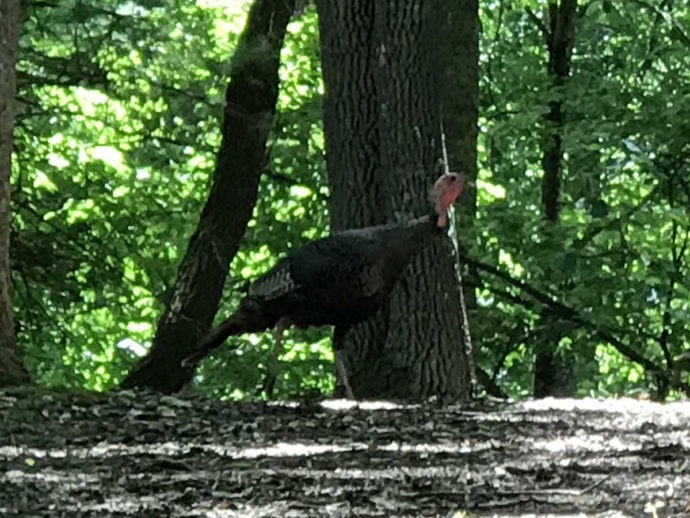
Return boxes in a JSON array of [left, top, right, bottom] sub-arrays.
[[121, 0, 295, 392], [533, 0, 577, 398], [0, 0, 30, 387], [317, 0, 472, 400]]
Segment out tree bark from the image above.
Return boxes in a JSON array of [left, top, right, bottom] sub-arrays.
[[317, 0, 473, 400], [532, 0, 577, 397], [0, 0, 30, 387], [121, 0, 295, 392]]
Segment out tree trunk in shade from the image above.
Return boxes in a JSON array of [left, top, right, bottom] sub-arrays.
[[0, 0, 31, 387], [316, 0, 476, 400], [533, 0, 577, 398]]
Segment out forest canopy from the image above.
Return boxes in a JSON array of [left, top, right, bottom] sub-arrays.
[[5, 0, 690, 400]]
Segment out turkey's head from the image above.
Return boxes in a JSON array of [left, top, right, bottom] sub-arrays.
[[431, 172, 464, 227]]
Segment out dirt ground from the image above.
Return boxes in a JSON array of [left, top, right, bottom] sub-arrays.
[[1, 387, 689, 517]]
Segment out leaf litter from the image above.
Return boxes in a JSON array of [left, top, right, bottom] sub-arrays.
[[1, 388, 689, 517]]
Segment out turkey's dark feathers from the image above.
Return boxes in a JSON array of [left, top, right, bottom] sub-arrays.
[[244, 215, 440, 328]]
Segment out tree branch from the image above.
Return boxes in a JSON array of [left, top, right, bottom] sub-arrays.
[[458, 249, 664, 375], [525, 6, 550, 41]]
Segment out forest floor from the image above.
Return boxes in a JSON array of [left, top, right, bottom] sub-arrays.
[[1, 387, 689, 517]]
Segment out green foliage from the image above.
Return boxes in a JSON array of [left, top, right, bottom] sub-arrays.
[[13, 0, 244, 389], [10, 0, 690, 399], [12, 0, 330, 395], [194, 7, 330, 398], [473, 0, 690, 399]]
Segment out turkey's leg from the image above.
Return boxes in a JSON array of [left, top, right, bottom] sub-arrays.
[[333, 326, 354, 399], [261, 317, 289, 398]]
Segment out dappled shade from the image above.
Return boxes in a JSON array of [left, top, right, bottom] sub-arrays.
[[1, 388, 689, 515]]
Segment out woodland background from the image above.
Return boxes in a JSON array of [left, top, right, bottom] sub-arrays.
[[1, 0, 689, 401]]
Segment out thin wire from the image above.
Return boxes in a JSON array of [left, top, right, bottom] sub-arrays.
[[439, 118, 479, 397], [440, 121, 450, 174]]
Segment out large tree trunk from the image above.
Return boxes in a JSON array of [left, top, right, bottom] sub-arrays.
[[0, 0, 30, 387], [317, 0, 473, 400], [532, 0, 577, 397], [121, 0, 295, 392]]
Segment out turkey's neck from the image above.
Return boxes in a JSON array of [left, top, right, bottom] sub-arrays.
[[381, 212, 445, 265]]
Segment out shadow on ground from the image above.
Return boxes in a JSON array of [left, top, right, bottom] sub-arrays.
[[1, 388, 689, 517]]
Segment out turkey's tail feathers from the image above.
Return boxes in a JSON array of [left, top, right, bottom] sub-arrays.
[[181, 299, 274, 369]]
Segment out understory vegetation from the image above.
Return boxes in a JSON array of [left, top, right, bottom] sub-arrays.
[[10, 0, 690, 399]]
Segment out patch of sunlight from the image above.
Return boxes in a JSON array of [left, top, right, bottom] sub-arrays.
[[627, 368, 641, 383], [518, 397, 690, 428], [498, 249, 524, 276], [197, 0, 249, 10], [33, 170, 58, 191], [73, 87, 108, 106], [290, 184, 312, 199], [112, 185, 129, 197], [321, 399, 409, 411], [0, 437, 481, 464], [477, 178, 506, 199], [65, 199, 94, 224], [47, 133, 63, 145], [126, 321, 152, 334], [3, 469, 99, 485], [116, 338, 148, 357], [282, 463, 471, 482], [129, 49, 142, 65], [188, 153, 210, 168], [91, 146, 125, 172], [197, 0, 248, 41], [113, 185, 129, 198], [47, 152, 70, 169], [532, 434, 631, 454], [455, 514, 633, 518], [136, 168, 150, 179], [74, 87, 128, 121]]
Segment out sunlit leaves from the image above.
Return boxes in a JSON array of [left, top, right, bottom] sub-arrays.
[[12, 0, 250, 389]]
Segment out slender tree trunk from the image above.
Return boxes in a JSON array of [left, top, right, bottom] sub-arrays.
[[532, 0, 576, 397], [122, 0, 295, 392], [317, 0, 473, 400], [0, 0, 30, 387]]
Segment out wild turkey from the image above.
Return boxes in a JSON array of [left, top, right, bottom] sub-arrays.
[[182, 172, 465, 397]]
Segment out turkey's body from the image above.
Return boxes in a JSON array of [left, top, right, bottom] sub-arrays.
[[183, 215, 442, 382], [182, 172, 464, 398], [248, 215, 439, 329]]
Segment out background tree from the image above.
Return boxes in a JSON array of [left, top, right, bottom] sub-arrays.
[[530, 0, 578, 397], [121, 0, 296, 392], [0, 0, 30, 387], [315, 0, 474, 399]]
